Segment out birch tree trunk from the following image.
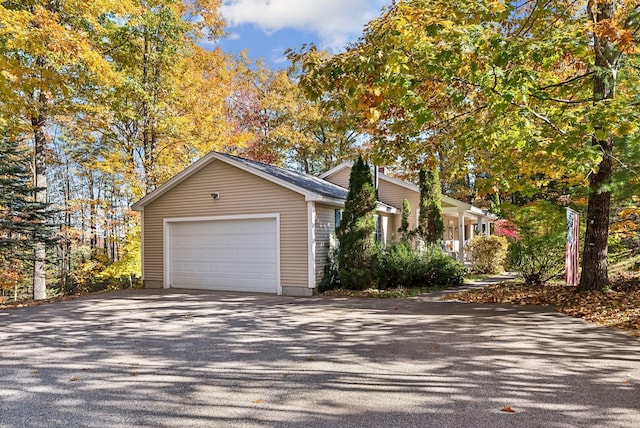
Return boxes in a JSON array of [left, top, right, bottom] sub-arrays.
[[32, 90, 48, 300]]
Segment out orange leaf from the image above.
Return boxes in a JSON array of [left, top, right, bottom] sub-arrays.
[[501, 406, 516, 413]]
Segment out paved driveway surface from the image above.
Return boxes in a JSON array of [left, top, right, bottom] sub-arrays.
[[1, 286, 639, 428]]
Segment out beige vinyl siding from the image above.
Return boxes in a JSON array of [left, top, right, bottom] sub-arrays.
[[143, 159, 308, 288], [378, 180, 419, 235], [314, 203, 337, 284], [323, 168, 351, 189]]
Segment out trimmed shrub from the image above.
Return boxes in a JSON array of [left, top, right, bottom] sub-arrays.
[[378, 242, 424, 289], [467, 235, 508, 274], [379, 242, 466, 289], [421, 245, 467, 286]]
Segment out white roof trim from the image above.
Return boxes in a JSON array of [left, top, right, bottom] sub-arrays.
[[132, 152, 321, 211], [379, 172, 419, 192], [319, 163, 491, 217], [376, 201, 399, 214], [305, 196, 345, 205], [319, 162, 353, 179], [379, 173, 471, 210]]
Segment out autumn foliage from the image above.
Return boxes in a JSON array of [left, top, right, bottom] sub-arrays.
[[445, 274, 640, 334]]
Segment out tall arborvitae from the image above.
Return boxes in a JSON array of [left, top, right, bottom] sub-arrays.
[[398, 198, 411, 242], [336, 156, 378, 289], [0, 137, 55, 296], [417, 168, 444, 244]]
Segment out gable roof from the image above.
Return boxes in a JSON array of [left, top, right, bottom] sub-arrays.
[[131, 152, 349, 211], [221, 153, 349, 200], [320, 162, 497, 219], [319, 161, 353, 179]]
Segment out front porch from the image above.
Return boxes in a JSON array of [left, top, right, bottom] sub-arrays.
[[442, 200, 497, 262]]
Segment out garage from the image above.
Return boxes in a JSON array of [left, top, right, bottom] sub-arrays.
[[166, 216, 279, 293]]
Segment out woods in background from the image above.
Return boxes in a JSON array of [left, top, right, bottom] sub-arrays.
[[0, 0, 358, 299], [1, 1, 638, 300]]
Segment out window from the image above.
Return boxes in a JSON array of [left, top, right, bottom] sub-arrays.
[[335, 209, 343, 228], [374, 215, 383, 243]]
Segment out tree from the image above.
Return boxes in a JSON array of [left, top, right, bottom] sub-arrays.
[[0, 136, 55, 296], [417, 168, 444, 244], [296, 0, 640, 291], [0, 0, 134, 299], [398, 198, 411, 241], [336, 156, 378, 289], [228, 58, 358, 174], [97, 0, 227, 195]]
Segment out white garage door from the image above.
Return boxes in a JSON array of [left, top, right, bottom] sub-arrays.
[[168, 217, 278, 293]]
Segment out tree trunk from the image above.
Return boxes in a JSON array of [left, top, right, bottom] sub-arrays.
[[579, 148, 612, 291], [32, 92, 48, 300], [578, 1, 616, 292], [88, 170, 97, 251]]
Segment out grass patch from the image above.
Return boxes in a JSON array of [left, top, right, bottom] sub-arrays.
[[464, 273, 498, 283]]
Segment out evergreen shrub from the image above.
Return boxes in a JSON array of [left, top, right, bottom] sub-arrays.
[[379, 243, 466, 289]]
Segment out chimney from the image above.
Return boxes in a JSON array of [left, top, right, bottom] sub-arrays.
[[377, 166, 387, 175]]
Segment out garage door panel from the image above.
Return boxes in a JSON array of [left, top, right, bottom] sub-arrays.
[[169, 218, 278, 293]]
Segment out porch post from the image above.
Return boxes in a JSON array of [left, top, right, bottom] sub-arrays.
[[486, 218, 491, 237], [458, 211, 465, 262]]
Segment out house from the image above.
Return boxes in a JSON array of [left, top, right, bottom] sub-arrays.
[[132, 153, 495, 296], [321, 163, 497, 262]]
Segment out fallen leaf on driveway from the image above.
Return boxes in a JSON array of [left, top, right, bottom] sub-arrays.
[[70, 377, 78, 381], [501, 406, 516, 413], [253, 399, 264, 404], [305, 356, 314, 361]]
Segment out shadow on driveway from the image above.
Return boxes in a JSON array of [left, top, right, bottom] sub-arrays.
[[1, 287, 639, 427]]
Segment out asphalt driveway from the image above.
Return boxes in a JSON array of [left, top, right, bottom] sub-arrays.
[[1, 285, 639, 428]]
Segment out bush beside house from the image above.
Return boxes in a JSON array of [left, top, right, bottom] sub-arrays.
[[330, 158, 465, 292], [379, 242, 466, 289]]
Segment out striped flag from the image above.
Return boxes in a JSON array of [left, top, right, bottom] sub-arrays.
[[565, 208, 580, 286]]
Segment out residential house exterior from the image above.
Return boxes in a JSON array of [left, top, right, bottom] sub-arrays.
[[321, 163, 496, 262], [132, 153, 494, 296]]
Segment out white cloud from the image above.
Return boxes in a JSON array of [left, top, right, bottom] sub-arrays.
[[221, 0, 389, 51], [270, 47, 289, 65]]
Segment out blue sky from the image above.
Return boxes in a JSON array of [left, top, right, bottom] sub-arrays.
[[208, 0, 391, 67]]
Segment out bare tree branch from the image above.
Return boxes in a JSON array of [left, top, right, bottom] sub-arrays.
[[537, 71, 594, 90]]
